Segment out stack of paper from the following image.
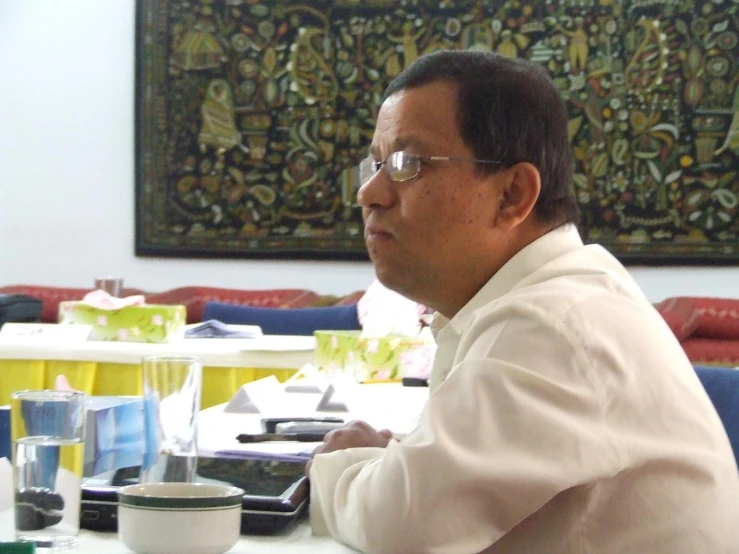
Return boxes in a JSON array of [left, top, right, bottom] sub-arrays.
[[185, 320, 263, 339]]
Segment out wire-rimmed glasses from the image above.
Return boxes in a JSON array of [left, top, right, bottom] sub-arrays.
[[358, 151, 503, 185]]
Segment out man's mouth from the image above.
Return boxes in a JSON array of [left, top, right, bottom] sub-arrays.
[[364, 225, 393, 240]]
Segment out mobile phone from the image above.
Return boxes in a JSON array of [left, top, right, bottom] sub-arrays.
[[260, 417, 344, 434], [275, 421, 345, 434]]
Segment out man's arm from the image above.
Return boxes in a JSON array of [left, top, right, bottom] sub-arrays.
[[308, 316, 621, 553]]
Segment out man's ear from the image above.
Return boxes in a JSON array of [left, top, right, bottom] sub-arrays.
[[494, 162, 541, 230]]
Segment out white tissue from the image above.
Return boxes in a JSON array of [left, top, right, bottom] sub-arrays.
[[82, 289, 146, 310], [358, 280, 423, 337]]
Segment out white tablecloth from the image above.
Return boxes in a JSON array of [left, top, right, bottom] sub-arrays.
[[0, 336, 316, 369], [0, 509, 356, 553]]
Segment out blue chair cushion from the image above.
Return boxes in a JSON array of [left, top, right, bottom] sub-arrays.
[[202, 302, 361, 336], [694, 365, 739, 467]]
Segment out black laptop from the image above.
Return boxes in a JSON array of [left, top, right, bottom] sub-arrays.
[[80, 455, 309, 534]]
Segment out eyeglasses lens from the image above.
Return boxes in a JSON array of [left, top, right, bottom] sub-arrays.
[[388, 152, 419, 182], [359, 158, 378, 185]]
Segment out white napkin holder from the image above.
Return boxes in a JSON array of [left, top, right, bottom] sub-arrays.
[[283, 365, 356, 412], [315, 382, 355, 412], [223, 376, 284, 414], [283, 364, 329, 394]]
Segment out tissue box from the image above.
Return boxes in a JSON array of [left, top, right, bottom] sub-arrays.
[[314, 331, 433, 383], [58, 302, 186, 343], [84, 396, 146, 477]]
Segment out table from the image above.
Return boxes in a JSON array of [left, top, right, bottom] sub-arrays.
[[0, 384, 429, 553], [0, 336, 316, 409], [0, 509, 356, 553]]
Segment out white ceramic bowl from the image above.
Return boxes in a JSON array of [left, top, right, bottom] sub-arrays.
[[117, 482, 244, 554]]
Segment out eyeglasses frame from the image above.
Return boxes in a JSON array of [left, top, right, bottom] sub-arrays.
[[359, 151, 504, 185]]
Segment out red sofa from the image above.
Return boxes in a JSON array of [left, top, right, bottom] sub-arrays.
[[0, 285, 365, 324], [656, 297, 739, 367]]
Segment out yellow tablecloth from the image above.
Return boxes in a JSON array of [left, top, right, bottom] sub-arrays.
[[0, 336, 314, 409]]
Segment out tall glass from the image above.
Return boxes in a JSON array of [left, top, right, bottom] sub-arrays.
[[140, 356, 202, 484], [11, 390, 86, 548]]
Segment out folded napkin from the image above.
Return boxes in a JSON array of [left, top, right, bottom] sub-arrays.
[[82, 289, 146, 310]]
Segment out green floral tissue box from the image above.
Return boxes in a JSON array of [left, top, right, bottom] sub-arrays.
[[58, 302, 186, 343], [314, 330, 434, 383]]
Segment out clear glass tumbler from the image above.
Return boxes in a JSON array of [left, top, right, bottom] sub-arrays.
[[140, 356, 202, 484], [11, 390, 86, 548]]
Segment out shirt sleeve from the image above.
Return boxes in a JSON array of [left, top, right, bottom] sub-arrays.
[[308, 309, 624, 554]]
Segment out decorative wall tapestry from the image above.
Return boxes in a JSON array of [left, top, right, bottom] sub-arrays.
[[135, 0, 739, 262]]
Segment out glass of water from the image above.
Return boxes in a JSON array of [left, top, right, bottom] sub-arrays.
[[11, 390, 86, 548], [140, 356, 202, 484]]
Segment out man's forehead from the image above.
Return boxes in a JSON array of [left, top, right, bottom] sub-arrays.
[[370, 84, 460, 154]]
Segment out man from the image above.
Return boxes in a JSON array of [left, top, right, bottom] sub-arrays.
[[307, 50, 739, 553]]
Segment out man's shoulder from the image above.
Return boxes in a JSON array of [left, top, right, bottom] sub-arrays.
[[484, 267, 640, 323]]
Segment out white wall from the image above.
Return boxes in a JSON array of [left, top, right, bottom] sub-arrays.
[[0, 0, 736, 302]]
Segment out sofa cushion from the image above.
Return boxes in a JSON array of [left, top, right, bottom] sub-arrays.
[[202, 302, 361, 336], [655, 297, 700, 342], [682, 338, 739, 367], [147, 287, 322, 323], [685, 297, 739, 341], [656, 296, 739, 342], [333, 290, 366, 306], [694, 365, 739, 467]]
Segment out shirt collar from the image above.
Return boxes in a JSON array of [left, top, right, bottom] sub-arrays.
[[431, 225, 583, 339]]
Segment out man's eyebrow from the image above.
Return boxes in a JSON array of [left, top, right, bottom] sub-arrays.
[[368, 137, 427, 159], [394, 137, 426, 151]]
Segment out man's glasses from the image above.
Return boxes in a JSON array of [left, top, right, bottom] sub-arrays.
[[358, 151, 503, 185]]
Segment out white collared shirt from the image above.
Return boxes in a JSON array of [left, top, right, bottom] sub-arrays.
[[309, 225, 739, 554]]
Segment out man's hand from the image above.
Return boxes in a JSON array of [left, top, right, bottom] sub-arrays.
[[304, 421, 394, 475]]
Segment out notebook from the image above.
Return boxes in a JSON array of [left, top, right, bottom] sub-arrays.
[[80, 455, 308, 534]]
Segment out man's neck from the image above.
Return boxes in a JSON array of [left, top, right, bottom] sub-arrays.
[[430, 222, 559, 319]]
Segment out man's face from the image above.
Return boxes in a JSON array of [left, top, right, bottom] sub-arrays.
[[358, 81, 502, 313]]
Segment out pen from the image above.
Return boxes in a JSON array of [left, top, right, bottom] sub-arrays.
[[236, 432, 328, 443]]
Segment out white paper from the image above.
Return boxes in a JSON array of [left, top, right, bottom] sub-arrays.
[[0, 457, 13, 511], [213, 442, 317, 463], [0, 323, 92, 343]]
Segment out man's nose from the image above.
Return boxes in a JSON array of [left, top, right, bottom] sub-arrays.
[[357, 169, 394, 209]]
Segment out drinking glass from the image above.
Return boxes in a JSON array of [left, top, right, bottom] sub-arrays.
[[140, 356, 202, 483], [11, 390, 86, 548], [93, 277, 123, 297]]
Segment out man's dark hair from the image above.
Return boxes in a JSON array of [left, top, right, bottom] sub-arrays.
[[384, 50, 580, 226]]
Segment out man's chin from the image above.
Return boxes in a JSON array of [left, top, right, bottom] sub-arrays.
[[372, 266, 408, 296]]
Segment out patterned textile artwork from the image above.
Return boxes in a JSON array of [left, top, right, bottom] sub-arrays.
[[135, 0, 738, 262]]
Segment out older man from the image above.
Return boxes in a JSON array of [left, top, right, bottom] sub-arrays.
[[307, 50, 739, 553]]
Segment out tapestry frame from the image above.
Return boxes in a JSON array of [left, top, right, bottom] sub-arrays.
[[134, 0, 739, 264]]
